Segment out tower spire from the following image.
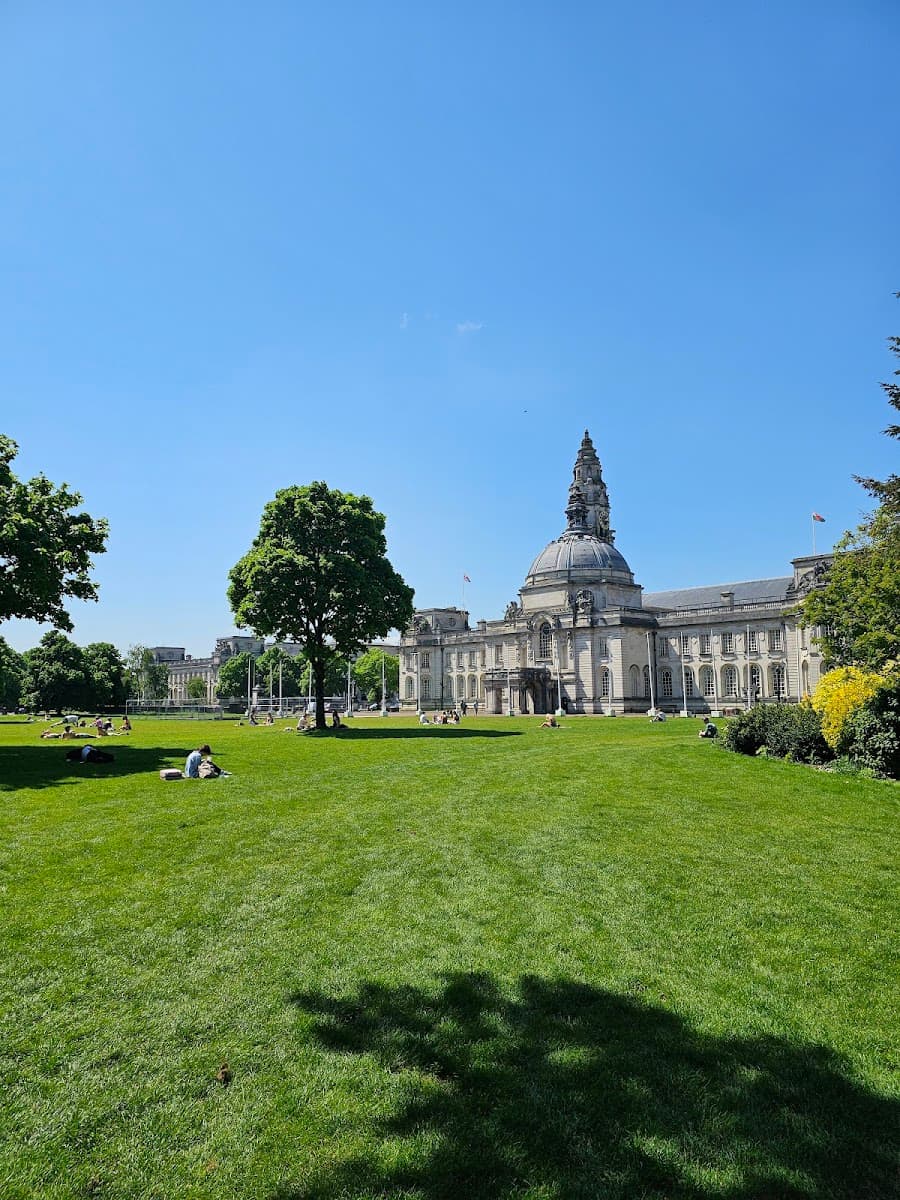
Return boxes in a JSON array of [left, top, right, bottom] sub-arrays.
[[567, 429, 613, 541]]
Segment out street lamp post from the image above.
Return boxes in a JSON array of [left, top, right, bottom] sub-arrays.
[[381, 651, 387, 717], [554, 635, 564, 716]]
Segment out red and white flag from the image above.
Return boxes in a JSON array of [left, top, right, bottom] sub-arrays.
[[812, 512, 826, 523], [463, 573, 471, 583]]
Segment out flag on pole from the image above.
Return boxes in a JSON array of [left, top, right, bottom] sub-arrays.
[[463, 574, 471, 582], [812, 512, 826, 523]]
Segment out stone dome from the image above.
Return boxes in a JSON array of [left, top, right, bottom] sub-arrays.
[[525, 531, 634, 584]]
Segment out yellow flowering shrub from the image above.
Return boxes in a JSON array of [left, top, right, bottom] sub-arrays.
[[811, 666, 884, 748]]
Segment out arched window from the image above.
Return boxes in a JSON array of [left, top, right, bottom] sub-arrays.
[[422, 677, 431, 700], [683, 668, 694, 697], [750, 664, 762, 701], [772, 664, 786, 698], [601, 669, 611, 698], [723, 665, 738, 697], [445, 676, 454, 699], [457, 676, 465, 701], [643, 665, 651, 698], [468, 675, 477, 699], [660, 669, 673, 698], [701, 666, 715, 697], [539, 623, 552, 659], [405, 677, 415, 699], [629, 665, 640, 697]]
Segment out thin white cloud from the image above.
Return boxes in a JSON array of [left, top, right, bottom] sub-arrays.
[[399, 312, 409, 329], [456, 320, 483, 335]]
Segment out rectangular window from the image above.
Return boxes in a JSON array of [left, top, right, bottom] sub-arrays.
[[700, 633, 711, 655], [457, 651, 463, 668], [422, 677, 431, 699], [421, 652, 430, 670], [598, 638, 607, 657], [468, 650, 476, 668], [747, 630, 758, 654], [494, 645, 503, 665], [681, 634, 691, 656], [658, 638, 669, 658], [721, 632, 734, 653], [768, 628, 783, 652]]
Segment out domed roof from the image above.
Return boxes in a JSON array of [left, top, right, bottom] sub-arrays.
[[526, 531, 633, 583], [523, 431, 635, 587]]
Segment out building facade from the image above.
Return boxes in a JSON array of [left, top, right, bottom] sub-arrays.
[[399, 431, 830, 715]]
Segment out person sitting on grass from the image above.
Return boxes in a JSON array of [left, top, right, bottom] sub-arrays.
[[418, 712, 430, 725], [185, 744, 223, 778], [121, 716, 132, 733], [264, 712, 274, 726], [539, 714, 559, 728], [331, 709, 342, 729], [698, 717, 718, 739]]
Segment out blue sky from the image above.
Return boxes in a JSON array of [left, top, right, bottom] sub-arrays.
[[2, 1, 897, 656]]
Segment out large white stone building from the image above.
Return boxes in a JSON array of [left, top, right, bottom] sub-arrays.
[[399, 431, 830, 716]]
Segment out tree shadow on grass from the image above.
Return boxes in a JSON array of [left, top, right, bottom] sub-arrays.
[[282, 973, 898, 1200], [0, 744, 192, 792]]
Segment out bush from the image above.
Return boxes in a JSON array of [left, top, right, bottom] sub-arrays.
[[811, 666, 884, 747], [723, 703, 832, 765], [836, 678, 900, 779]]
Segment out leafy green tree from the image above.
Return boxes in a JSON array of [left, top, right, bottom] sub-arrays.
[[255, 646, 305, 697], [803, 305, 900, 670], [0, 435, 108, 630], [83, 642, 127, 709], [228, 483, 413, 728], [216, 652, 254, 701], [804, 519, 900, 671], [186, 676, 207, 700], [22, 632, 90, 712], [352, 647, 399, 703], [0, 636, 25, 710], [124, 645, 168, 700]]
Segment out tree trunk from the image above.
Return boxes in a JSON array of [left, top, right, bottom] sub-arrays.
[[314, 655, 327, 729]]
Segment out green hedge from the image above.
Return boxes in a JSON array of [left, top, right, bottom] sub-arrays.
[[723, 703, 832, 764], [836, 679, 900, 779]]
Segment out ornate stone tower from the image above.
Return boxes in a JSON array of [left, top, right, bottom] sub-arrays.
[[569, 429, 612, 542]]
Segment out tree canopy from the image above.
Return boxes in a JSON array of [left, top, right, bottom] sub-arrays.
[[227, 483, 413, 727], [352, 647, 399, 703], [22, 632, 90, 713], [255, 645, 306, 698], [216, 652, 254, 701], [124, 645, 169, 701], [0, 636, 25, 710], [83, 641, 127, 709], [0, 435, 108, 630], [803, 302, 900, 671]]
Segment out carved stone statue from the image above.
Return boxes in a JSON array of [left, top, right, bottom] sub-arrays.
[[576, 589, 594, 614], [505, 600, 521, 621]]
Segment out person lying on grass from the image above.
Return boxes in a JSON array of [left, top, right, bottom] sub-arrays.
[[539, 715, 560, 728]]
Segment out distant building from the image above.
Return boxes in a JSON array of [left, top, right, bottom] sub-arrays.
[[156, 636, 267, 702], [399, 431, 830, 715], [155, 636, 399, 703]]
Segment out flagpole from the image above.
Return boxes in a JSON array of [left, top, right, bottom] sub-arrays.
[[812, 514, 816, 556]]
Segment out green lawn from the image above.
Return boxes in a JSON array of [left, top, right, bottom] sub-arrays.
[[0, 714, 897, 1200]]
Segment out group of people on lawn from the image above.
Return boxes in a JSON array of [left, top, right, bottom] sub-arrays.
[[41, 715, 131, 739]]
